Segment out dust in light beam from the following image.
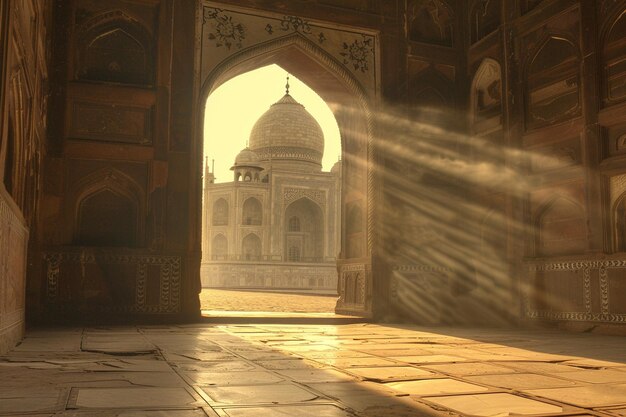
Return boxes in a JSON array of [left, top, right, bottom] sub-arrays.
[[203, 64, 342, 184]]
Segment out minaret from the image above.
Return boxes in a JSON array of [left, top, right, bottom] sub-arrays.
[[204, 156, 215, 187]]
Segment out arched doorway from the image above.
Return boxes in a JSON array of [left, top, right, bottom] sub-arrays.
[[284, 197, 324, 263], [195, 8, 379, 316]]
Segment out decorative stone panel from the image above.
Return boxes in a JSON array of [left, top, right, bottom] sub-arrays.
[[0, 192, 29, 354], [525, 259, 626, 323], [43, 250, 181, 314]]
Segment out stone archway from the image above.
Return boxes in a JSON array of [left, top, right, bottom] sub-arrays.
[[194, 4, 380, 316]]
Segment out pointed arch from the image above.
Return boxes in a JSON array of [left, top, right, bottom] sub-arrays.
[[602, 8, 626, 104], [242, 197, 262, 225], [242, 233, 262, 261], [70, 168, 144, 247], [408, 0, 454, 47], [526, 35, 580, 129], [198, 27, 378, 316], [212, 234, 228, 259], [284, 197, 324, 262], [75, 10, 154, 85], [470, 0, 501, 43], [471, 58, 502, 125], [535, 195, 586, 256], [212, 198, 229, 226]]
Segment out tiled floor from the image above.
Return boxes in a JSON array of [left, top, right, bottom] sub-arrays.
[[1, 323, 626, 416]]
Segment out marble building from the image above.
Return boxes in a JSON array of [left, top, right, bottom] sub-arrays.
[[201, 84, 341, 291]]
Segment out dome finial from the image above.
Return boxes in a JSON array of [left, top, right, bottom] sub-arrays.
[[285, 75, 290, 95]]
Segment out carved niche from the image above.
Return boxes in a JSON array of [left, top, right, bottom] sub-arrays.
[[536, 196, 586, 256], [76, 11, 155, 85], [242, 197, 262, 225], [526, 36, 580, 130], [408, 0, 454, 47], [470, 0, 501, 43], [212, 198, 229, 226], [73, 169, 143, 248], [603, 9, 626, 104], [211, 234, 228, 260], [471, 58, 502, 128]]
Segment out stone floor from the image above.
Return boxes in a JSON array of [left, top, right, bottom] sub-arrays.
[[199, 289, 338, 313], [2, 323, 626, 416]]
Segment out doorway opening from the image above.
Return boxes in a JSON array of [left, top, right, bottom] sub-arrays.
[[200, 64, 343, 317]]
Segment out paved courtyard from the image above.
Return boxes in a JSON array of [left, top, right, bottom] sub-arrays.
[[1, 323, 626, 416], [200, 288, 338, 313]]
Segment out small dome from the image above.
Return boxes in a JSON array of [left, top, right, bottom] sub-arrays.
[[331, 160, 342, 174], [249, 93, 324, 171], [233, 147, 260, 166]]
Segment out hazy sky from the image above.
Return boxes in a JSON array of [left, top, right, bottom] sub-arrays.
[[204, 64, 341, 183]]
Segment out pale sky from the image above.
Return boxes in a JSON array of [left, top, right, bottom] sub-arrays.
[[204, 64, 341, 183]]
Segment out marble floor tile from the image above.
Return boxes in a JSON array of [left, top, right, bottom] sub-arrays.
[[553, 369, 626, 384], [181, 370, 284, 386], [346, 366, 435, 382], [199, 383, 319, 405], [174, 360, 257, 373], [215, 404, 354, 417], [0, 389, 68, 413], [390, 355, 469, 364], [385, 378, 489, 396], [424, 393, 563, 416], [313, 357, 399, 368], [72, 387, 201, 409], [276, 368, 356, 383], [422, 362, 514, 376], [524, 384, 626, 408], [464, 373, 578, 390]]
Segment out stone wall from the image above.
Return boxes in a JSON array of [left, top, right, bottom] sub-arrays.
[[0, 191, 28, 354], [201, 262, 338, 292], [0, 0, 51, 353]]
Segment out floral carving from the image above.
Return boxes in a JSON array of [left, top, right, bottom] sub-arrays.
[[340, 36, 373, 73], [203, 7, 245, 50], [279, 15, 312, 34]]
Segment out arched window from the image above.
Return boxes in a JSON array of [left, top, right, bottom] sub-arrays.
[[471, 0, 500, 43], [472, 59, 502, 126], [242, 197, 262, 225], [242, 233, 262, 261], [604, 10, 626, 103], [288, 216, 301, 232], [409, 0, 454, 47], [288, 246, 301, 262], [212, 234, 228, 260], [526, 36, 580, 129], [212, 198, 229, 226], [77, 15, 154, 85]]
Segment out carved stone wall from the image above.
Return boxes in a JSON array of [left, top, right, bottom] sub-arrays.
[[0, 191, 28, 353], [34, 0, 200, 322], [0, 0, 51, 352]]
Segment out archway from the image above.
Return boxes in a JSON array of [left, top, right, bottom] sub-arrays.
[[284, 197, 324, 263], [196, 17, 379, 317]]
